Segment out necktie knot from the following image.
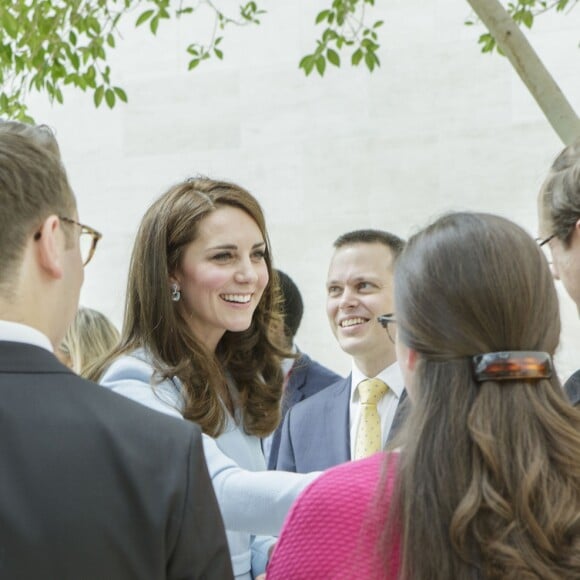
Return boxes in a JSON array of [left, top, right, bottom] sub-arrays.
[[358, 378, 388, 405]]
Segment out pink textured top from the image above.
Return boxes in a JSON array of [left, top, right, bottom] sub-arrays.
[[267, 452, 401, 579]]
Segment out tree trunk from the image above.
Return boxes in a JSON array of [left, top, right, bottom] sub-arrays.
[[466, 0, 580, 145]]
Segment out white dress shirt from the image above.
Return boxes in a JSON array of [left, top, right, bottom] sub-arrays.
[[349, 360, 404, 457], [0, 320, 53, 352]]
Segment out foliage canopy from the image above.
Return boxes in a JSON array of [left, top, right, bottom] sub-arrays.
[[0, 0, 577, 120]]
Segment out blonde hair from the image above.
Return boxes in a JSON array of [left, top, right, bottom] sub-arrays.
[[61, 307, 120, 377]]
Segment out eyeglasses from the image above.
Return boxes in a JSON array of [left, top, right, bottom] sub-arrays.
[[34, 216, 102, 266], [377, 313, 396, 344], [535, 234, 555, 265], [61, 217, 102, 266]]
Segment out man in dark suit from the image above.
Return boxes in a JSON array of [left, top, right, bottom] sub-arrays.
[[0, 121, 232, 579], [263, 270, 341, 469], [276, 230, 407, 473]]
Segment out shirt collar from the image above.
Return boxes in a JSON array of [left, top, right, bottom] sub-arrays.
[[350, 359, 405, 403], [0, 320, 54, 353]]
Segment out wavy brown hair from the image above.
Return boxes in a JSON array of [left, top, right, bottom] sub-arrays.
[[89, 178, 288, 437], [382, 212, 580, 578]]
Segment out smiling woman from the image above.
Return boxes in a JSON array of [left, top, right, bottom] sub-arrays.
[[88, 177, 320, 580]]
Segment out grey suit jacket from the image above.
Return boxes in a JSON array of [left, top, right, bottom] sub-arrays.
[[0, 341, 232, 579], [266, 353, 341, 470], [276, 374, 407, 473]]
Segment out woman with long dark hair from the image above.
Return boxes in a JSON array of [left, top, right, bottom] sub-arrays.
[[266, 212, 580, 579], [90, 178, 318, 579]]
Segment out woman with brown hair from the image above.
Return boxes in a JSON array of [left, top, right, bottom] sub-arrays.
[[266, 212, 580, 579], [91, 177, 318, 580]]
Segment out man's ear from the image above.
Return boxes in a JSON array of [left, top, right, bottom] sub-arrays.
[[36, 216, 64, 279]]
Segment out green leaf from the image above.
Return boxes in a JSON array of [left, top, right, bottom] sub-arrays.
[[299, 55, 315, 76], [188, 58, 200, 70], [214, 48, 223, 59], [94, 85, 104, 107], [327, 48, 340, 67], [351, 48, 363, 66], [316, 10, 331, 24], [105, 88, 115, 108], [113, 86, 128, 103], [70, 52, 80, 70], [315, 55, 326, 76], [364, 51, 375, 71], [373, 20, 384, 29], [107, 33, 116, 48], [136, 10, 154, 27], [150, 16, 159, 34], [3, 11, 19, 39], [521, 10, 533, 28]]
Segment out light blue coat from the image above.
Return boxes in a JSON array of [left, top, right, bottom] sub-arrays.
[[100, 350, 319, 579]]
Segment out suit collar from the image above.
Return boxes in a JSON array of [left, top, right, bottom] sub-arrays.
[[0, 341, 73, 375]]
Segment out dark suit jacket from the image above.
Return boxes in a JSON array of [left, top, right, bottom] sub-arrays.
[[276, 374, 407, 473], [266, 353, 341, 469], [564, 369, 580, 406], [0, 341, 232, 580]]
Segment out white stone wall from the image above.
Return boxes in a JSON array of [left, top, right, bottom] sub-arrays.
[[28, 0, 580, 379]]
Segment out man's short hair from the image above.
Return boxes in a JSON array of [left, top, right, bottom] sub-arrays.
[[276, 270, 304, 339], [333, 229, 405, 260], [0, 121, 75, 293]]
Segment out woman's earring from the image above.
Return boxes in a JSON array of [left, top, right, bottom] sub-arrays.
[[171, 283, 181, 302]]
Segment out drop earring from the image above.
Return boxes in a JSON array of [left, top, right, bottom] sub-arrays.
[[171, 283, 181, 302]]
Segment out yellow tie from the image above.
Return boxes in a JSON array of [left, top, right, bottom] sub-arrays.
[[354, 378, 389, 460]]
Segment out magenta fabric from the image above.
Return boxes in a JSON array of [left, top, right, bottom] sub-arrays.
[[267, 452, 401, 579]]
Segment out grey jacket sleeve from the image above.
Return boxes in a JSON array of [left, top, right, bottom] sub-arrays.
[[168, 425, 233, 580], [275, 410, 297, 473]]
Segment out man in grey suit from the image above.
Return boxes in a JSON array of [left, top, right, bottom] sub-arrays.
[[263, 270, 342, 469], [276, 229, 407, 473], [0, 121, 232, 579]]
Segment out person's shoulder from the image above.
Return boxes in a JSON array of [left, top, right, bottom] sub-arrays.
[[77, 370, 196, 436], [293, 373, 348, 410], [100, 349, 154, 384], [564, 369, 580, 406], [293, 453, 392, 518], [301, 354, 342, 382], [284, 375, 349, 426]]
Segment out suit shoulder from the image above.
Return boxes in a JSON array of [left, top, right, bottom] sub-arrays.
[[66, 371, 199, 441], [304, 358, 342, 383], [287, 375, 349, 420]]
